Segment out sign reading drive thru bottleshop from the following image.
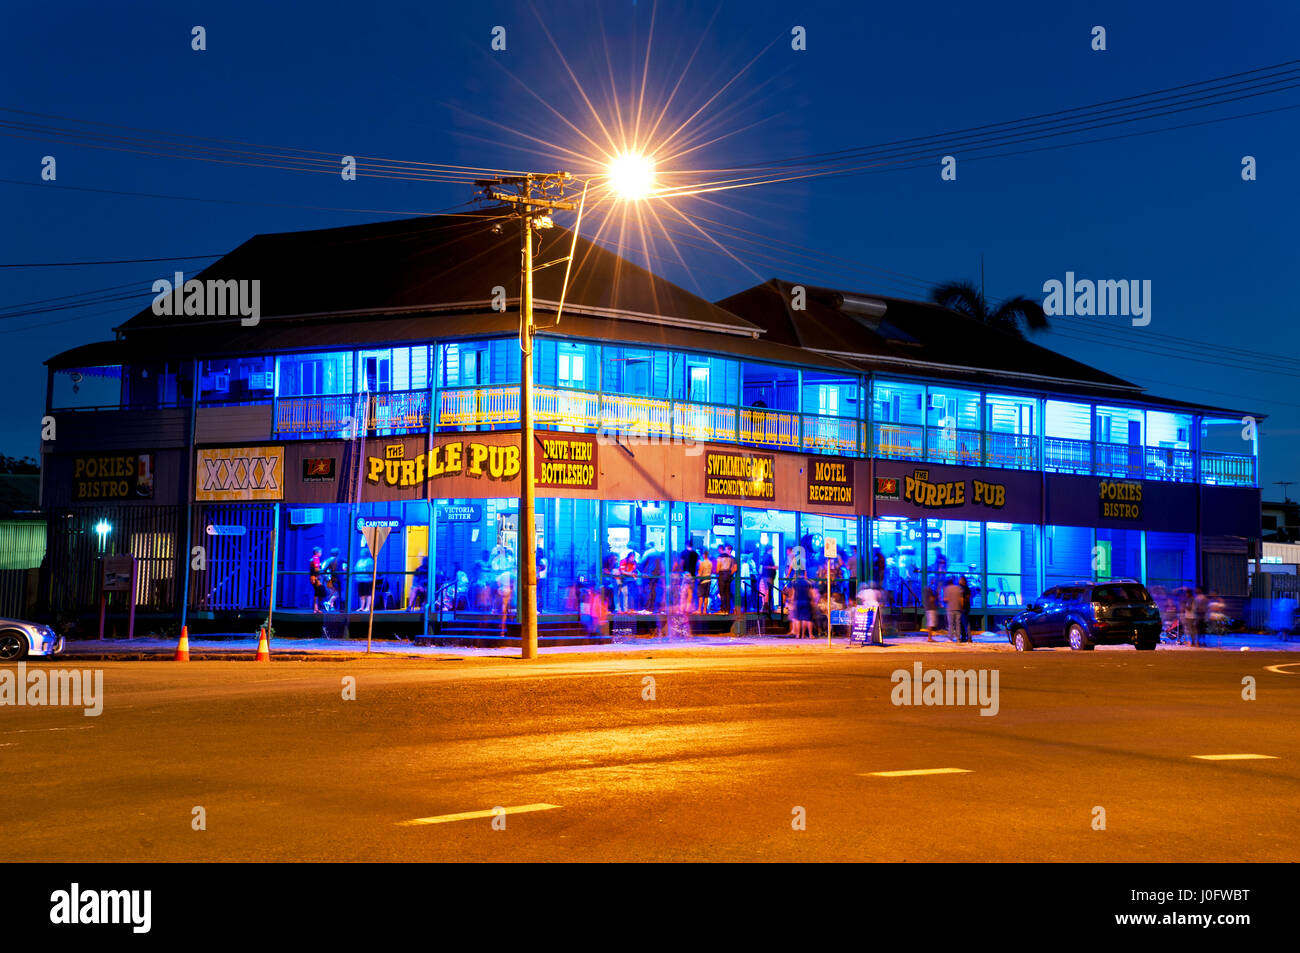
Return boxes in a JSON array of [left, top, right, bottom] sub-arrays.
[[366, 440, 520, 487], [705, 451, 776, 501], [535, 434, 598, 490], [807, 458, 854, 506]]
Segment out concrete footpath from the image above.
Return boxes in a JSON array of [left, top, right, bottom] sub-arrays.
[[50, 629, 1300, 661]]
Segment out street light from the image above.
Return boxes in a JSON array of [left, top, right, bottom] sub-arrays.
[[606, 152, 656, 200], [476, 173, 577, 659], [94, 519, 112, 551]]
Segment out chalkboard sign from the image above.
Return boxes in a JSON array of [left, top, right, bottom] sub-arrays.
[[848, 606, 877, 645]]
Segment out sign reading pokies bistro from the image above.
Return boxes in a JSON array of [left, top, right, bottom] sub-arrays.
[[1099, 479, 1143, 520], [807, 458, 854, 506], [535, 434, 598, 490], [705, 451, 775, 501], [73, 452, 154, 500]]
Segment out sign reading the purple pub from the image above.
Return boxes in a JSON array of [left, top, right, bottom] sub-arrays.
[[808, 458, 854, 506], [873, 461, 1038, 523], [705, 451, 775, 501]]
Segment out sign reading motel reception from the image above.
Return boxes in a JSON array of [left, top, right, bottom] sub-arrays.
[[807, 458, 854, 506], [704, 451, 776, 501]]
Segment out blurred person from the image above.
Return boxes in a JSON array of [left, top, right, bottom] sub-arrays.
[[958, 574, 972, 642], [943, 578, 964, 642], [696, 547, 714, 613], [716, 544, 736, 614], [923, 585, 939, 641], [309, 546, 327, 613], [640, 541, 665, 613], [1193, 587, 1210, 646], [790, 572, 815, 638], [681, 541, 699, 611]]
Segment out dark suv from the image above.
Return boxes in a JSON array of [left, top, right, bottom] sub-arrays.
[[1006, 581, 1162, 652]]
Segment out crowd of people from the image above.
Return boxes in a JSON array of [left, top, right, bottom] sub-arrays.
[[1150, 585, 1227, 645]]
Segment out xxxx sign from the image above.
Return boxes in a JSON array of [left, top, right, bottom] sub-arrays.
[[196, 446, 285, 501]]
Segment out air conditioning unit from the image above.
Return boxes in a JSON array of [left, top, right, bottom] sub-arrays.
[[248, 371, 274, 390]]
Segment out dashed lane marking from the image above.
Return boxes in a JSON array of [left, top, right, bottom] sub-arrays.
[[1192, 754, 1277, 761], [860, 768, 972, 778], [0, 725, 95, 735], [399, 803, 561, 826]]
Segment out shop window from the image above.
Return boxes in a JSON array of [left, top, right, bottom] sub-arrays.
[[122, 363, 191, 409], [927, 519, 983, 605], [986, 522, 1037, 608], [874, 380, 924, 425], [1146, 531, 1195, 593], [52, 365, 122, 410], [741, 362, 798, 411], [438, 340, 520, 387], [802, 371, 858, 418], [672, 354, 738, 405], [535, 339, 599, 390], [1095, 405, 1144, 446], [1094, 528, 1142, 582], [1045, 400, 1093, 474], [871, 517, 925, 607], [1044, 524, 1094, 590], [277, 351, 354, 397], [603, 347, 669, 398], [984, 393, 1037, 470], [279, 501, 432, 613], [199, 355, 275, 405]]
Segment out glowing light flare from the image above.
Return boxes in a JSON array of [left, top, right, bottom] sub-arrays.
[[605, 152, 657, 200]]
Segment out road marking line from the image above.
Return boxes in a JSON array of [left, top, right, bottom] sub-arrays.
[[399, 803, 561, 826], [860, 768, 971, 778], [0, 726, 95, 735], [1264, 662, 1300, 675], [1192, 754, 1277, 761]]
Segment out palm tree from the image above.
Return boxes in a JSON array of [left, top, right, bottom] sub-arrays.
[[929, 280, 1048, 339]]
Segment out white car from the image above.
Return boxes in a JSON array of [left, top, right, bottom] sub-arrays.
[[0, 617, 64, 661]]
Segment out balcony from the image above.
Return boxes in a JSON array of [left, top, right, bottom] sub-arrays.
[[1200, 450, 1256, 487], [435, 386, 861, 455], [273, 390, 429, 438], [873, 422, 924, 461], [925, 426, 982, 466], [984, 432, 1038, 470]]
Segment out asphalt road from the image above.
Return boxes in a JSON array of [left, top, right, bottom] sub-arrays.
[[2, 646, 1298, 862]]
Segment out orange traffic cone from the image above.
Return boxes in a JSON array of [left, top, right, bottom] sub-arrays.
[[174, 625, 190, 662], [255, 626, 270, 662]]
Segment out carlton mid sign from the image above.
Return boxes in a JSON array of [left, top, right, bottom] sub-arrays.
[[367, 441, 520, 488]]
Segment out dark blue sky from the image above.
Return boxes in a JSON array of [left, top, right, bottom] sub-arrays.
[[4, 1, 1298, 492]]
